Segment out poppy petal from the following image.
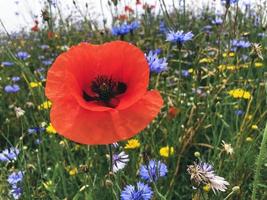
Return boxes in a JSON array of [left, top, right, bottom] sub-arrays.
[[50, 90, 163, 144], [46, 41, 150, 111]]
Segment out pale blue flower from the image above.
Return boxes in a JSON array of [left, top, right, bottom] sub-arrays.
[[166, 30, 194, 45], [146, 51, 168, 73]]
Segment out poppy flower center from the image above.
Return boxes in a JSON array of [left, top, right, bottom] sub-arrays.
[[83, 75, 127, 108]]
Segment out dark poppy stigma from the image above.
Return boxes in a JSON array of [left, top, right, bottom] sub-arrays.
[[83, 75, 127, 107]]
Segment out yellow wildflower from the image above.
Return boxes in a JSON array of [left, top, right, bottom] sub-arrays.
[[43, 180, 53, 190], [66, 167, 78, 176], [38, 101, 52, 110], [159, 146, 174, 157], [255, 62, 263, 68], [203, 184, 211, 192], [29, 81, 42, 88], [228, 89, 251, 100], [245, 115, 253, 121], [223, 52, 235, 58], [46, 123, 57, 134], [125, 139, 140, 149], [188, 68, 194, 73], [199, 58, 214, 64], [246, 137, 253, 142], [251, 125, 258, 130]]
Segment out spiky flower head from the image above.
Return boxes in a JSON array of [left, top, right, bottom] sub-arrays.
[[187, 162, 229, 193]]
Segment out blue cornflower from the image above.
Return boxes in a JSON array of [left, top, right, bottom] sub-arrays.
[[139, 160, 168, 182], [40, 44, 50, 49], [1, 61, 14, 67], [129, 21, 140, 32], [12, 76, 20, 82], [159, 20, 167, 33], [121, 182, 153, 200], [221, 0, 238, 5], [166, 30, 194, 45], [42, 59, 53, 66], [235, 110, 244, 116], [0, 147, 20, 162], [7, 171, 23, 185], [16, 51, 30, 60], [10, 186, 22, 200], [182, 70, 190, 77], [231, 39, 251, 49], [112, 24, 130, 36], [212, 18, 223, 25], [28, 127, 45, 135], [258, 33, 266, 38], [146, 51, 168, 73], [4, 84, 20, 93], [202, 25, 212, 33]]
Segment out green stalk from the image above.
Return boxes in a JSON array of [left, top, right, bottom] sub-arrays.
[[251, 80, 267, 199]]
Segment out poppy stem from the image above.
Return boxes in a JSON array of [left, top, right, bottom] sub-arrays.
[[108, 144, 113, 173]]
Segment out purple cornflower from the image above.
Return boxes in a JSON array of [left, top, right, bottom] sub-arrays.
[[28, 127, 45, 135], [112, 24, 130, 36], [202, 25, 212, 33], [40, 44, 50, 49], [0, 147, 20, 162], [112, 151, 129, 173], [16, 51, 30, 60], [10, 186, 22, 200], [235, 110, 244, 116], [166, 30, 194, 45], [212, 18, 223, 25], [187, 162, 229, 193], [231, 39, 251, 49], [139, 160, 168, 182], [7, 171, 23, 185], [42, 59, 53, 66], [121, 182, 153, 200], [12, 76, 20, 82], [1, 61, 14, 67], [4, 84, 20, 93], [182, 70, 190, 77], [146, 51, 168, 73]]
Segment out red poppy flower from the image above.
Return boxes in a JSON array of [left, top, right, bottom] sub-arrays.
[[45, 41, 163, 144]]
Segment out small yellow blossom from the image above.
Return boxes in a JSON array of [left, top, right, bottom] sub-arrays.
[[159, 146, 174, 157], [43, 180, 53, 190], [255, 62, 263, 68], [228, 89, 251, 100], [188, 68, 194, 73], [203, 184, 211, 192], [59, 140, 67, 147], [218, 64, 239, 72], [66, 167, 78, 176], [246, 115, 253, 121], [251, 125, 258, 130], [194, 151, 201, 158], [46, 123, 57, 134], [38, 101, 52, 110], [125, 139, 141, 149], [246, 137, 253, 142], [29, 81, 42, 88], [223, 52, 235, 58], [199, 58, 214, 64]]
